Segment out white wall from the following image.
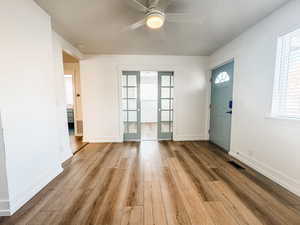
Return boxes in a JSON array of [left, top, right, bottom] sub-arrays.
[[209, 0, 300, 196], [53, 32, 83, 146], [52, 31, 79, 162], [0, 0, 79, 215], [0, 114, 9, 215], [80, 55, 209, 142]]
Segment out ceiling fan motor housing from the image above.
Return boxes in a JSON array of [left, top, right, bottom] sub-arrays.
[[146, 9, 166, 29]]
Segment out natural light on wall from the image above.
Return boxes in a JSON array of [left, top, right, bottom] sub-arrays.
[[64, 75, 74, 106], [272, 28, 300, 119]]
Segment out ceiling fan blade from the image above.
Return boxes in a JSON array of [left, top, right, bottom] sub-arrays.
[[127, 0, 149, 12], [166, 13, 203, 24], [122, 19, 146, 32]]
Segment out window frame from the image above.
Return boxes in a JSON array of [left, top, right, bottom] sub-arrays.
[[271, 27, 300, 120]]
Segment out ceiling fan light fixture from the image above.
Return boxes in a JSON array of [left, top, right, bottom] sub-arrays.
[[146, 12, 165, 29]]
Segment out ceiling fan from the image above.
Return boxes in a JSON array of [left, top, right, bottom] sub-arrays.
[[124, 0, 202, 31]]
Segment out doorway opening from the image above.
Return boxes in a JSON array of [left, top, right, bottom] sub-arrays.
[[64, 74, 75, 134], [122, 70, 174, 142], [140, 71, 158, 140], [63, 51, 87, 153]]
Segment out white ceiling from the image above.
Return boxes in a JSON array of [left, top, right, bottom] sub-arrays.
[[34, 0, 290, 56]]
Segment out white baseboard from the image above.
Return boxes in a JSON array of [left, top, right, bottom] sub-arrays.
[[173, 134, 208, 141], [0, 200, 10, 216], [84, 135, 209, 143], [83, 136, 122, 143], [8, 166, 63, 215], [230, 151, 300, 197], [0, 210, 10, 216]]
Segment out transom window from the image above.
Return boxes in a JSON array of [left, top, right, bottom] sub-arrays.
[[215, 72, 230, 84], [272, 28, 300, 119]]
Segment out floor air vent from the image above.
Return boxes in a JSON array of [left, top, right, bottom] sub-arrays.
[[228, 161, 245, 170]]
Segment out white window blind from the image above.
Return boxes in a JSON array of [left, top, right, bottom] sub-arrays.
[[272, 28, 300, 119]]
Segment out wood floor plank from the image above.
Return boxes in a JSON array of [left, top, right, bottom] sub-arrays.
[[151, 168, 168, 225], [160, 167, 193, 225], [203, 201, 239, 225], [144, 181, 154, 225], [211, 181, 264, 225], [167, 158, 215, 225], [172, 148, 220, 201], [212, 168, 300, 225], [1, 141, 300, 225]]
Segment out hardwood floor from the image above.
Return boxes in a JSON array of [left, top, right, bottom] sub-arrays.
[[69, 135, 88, 154], [1, 141, 300, 225]]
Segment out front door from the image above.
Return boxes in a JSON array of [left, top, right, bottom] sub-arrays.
[[158, 71, 174, 140], [210, 61, 234, 151], [122, 71, 141, 141]]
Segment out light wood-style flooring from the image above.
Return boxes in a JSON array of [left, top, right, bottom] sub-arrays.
[[69, 135, 88, 154], [1, 141, 300, 225]]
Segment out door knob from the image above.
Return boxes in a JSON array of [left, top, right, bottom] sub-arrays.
[[226, 111, 232, 114]]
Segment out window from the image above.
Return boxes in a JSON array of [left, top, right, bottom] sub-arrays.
[[272, 28, 300, 119], [215, 72, 230, 84]]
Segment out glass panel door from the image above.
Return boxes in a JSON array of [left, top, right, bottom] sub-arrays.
[[122, 71, 141, 141], [158, 71, 174, 140]]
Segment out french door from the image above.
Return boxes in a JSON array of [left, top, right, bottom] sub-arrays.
[[158, 71, 174, 140], [122, 71, 141, 141]]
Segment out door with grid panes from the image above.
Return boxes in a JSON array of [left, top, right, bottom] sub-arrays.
[[122, 71, 141, 141], [158, 71, 174, 140]]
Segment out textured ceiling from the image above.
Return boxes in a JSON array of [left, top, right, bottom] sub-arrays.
[[35, 0, 290, 55]]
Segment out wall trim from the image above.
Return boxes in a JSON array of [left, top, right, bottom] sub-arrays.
[[84, 137, 123, 143], [230, 151, 300, 197], [0, 210, 10, 216], [8, 166, 63, 215], [173, 134, 208, 141], [0, 200, 10, 216], [84, 135, 209, 142]]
